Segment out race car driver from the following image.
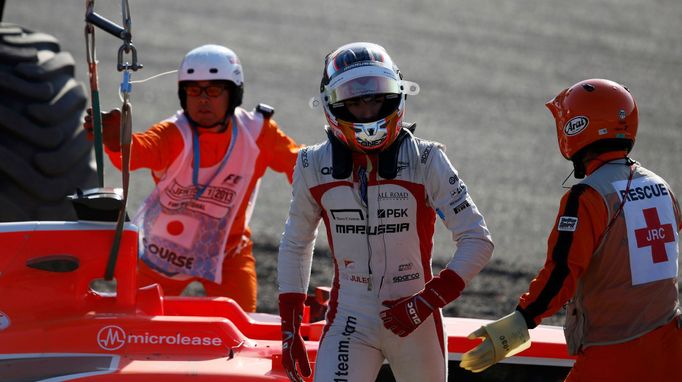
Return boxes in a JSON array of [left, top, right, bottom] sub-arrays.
[[277, 42, 494, 381]]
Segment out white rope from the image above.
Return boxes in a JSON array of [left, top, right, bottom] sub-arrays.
[[117, 69, 177, 102], [130, 69, 177, 84]]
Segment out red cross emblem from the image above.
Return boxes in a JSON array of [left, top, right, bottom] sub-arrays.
[[634, 207, 675, 263]]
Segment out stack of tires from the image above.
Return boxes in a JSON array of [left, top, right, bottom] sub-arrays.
[[0, 23, 95, 221]]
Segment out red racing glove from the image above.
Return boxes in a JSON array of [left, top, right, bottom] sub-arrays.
[[279, 293, 311, 382], [83, 108, 122, 152], [380, 268, 465, 337]]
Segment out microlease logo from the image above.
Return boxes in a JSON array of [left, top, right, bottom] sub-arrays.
[[98, 325, 126, 351], [96, 325, 224, 352]]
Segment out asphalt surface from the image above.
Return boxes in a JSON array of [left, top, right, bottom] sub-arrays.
[[6, 1, 681, 320]]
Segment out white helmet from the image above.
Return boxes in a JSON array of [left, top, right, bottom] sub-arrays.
[[177, 44, 244, 112], [319, 42, 419, 153]]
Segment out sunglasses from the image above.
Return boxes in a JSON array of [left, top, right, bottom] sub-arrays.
[[185, 85, 227, 97]]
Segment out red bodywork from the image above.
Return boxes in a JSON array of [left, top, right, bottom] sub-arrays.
[[0, 221, 574, 381]]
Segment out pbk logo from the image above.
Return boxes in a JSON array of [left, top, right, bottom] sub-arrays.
[[98, 325, 127, 351], [564, 116, 589, 136]]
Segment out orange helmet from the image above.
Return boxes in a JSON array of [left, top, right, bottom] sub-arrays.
[[546, 78, 638, 160]]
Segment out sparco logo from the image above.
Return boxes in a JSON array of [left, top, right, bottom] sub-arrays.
[[392, 272, 420, 283], [563, 116, 589, 136], [98, 325, 126, 351]]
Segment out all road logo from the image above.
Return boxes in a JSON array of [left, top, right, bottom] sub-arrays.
[[97, 325, 223, 351]]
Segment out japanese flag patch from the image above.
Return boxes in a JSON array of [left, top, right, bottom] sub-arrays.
[[557, 216, 578, 231]]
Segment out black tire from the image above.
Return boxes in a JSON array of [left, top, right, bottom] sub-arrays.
[[0, 23, 96, 221]]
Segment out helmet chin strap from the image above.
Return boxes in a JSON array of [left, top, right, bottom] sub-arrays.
[[572, 158, 587, 179], [566, 154, 634, 187]]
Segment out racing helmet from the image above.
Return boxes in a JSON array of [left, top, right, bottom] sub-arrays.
[[319, 42, 419, 153], [177, 44, 244, 114], [546, 78, 638, 160]]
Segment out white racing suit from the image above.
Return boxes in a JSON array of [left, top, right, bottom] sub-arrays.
[[278, 128, 493, 381]]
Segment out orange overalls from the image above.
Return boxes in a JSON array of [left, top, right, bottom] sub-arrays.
[[107, 108, 300, 312], [516, 151, 682, 381]]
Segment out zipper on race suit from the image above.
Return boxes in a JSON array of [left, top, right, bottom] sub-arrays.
[[358, 165, 373, 291]]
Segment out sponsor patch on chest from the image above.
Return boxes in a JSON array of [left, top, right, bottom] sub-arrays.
[[557, 216, 578, 232]]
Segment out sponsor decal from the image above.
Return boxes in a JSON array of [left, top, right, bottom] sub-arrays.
[[396, 161, 410, 174], [321, 166, 334, 175], [449, 175, 458, 185], [619, 183, 669, 202], [377, 208, 408, 218], [598, 128, 608, 135], [563, 116, 589, 136], [450, 184, 466, 197], [392, 272, 421, 283], [618, 109, 626, 120], [335, 223, 410, 235], [421, 144, 434, 164], [97, 326, 126, 351], [221, 173, 242, 185], [398, 263, 413, 272], [331, 209, 364, 221], [557, 216, 578, 232], [407, 301, 422, 325], [453, 200, 471, 214], [343, 259, 355, 268], [301, 148, 309, 168], [359, 133, 387, 147], [97, 325, 223, 352], [0, 311, 10, 331], [334, 316, 357, 381], [378, 191, 409, 201]]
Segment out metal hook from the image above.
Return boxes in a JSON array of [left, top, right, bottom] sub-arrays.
[[117, 43, 143, 72]]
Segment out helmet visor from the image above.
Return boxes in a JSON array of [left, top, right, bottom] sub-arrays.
[[326, 76, 401, 104]]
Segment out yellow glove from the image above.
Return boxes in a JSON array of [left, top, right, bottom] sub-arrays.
[[460, 311, 531, 373]]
